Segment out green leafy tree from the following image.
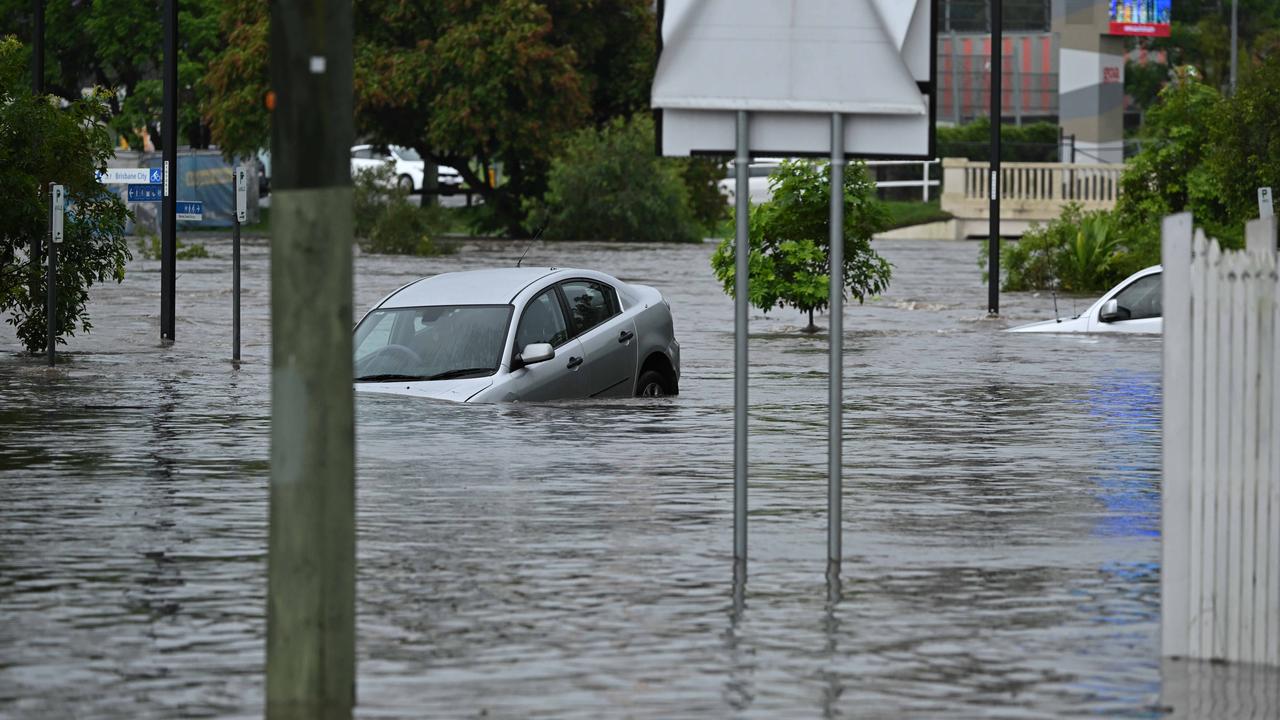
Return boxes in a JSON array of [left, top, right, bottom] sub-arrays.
[[1199, 52, 1280, 234], [528, 114, 705, 243], [201, 0, 655, 236], [0, 37, 130, 353], [711, 160, 891, 333], [1, 0, 223, 149], [1113, 68, 1224, 264]]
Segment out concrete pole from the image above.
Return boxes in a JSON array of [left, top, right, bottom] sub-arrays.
[[828, 113, 845, 567], [734, 111, 749, 566], [266, 1, 356, 718]]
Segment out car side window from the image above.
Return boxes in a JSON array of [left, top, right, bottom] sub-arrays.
[[515, 289, 569, 350], [1111, 273, 1162, 320], [560, 280, 618, 335]]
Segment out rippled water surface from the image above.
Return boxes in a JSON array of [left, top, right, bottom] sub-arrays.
[[2, 237, 1181, 717]]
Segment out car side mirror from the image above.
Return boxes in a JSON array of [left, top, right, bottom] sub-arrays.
[[1099, 299, 1130, 323], [516, 343, 554, 367]]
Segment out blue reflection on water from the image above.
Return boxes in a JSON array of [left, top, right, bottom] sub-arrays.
[[1086, 370, 1161, 538]]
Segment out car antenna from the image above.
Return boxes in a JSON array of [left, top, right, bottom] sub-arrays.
[[516, 226, 545, 268], [1045, 242, 1062, 323]]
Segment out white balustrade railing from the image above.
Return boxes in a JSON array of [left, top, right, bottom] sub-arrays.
[[940, 157, 1125, 221]]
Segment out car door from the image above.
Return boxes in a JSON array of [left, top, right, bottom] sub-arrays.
[[350, 146, 379, 178], [503, 287, 588, 401], [559, 279, 637, 398], [1090, 271, 1163, 333]]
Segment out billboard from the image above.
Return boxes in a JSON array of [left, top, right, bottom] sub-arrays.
[[651, 0, 935, 159], [1109, 0, 1172, 37]]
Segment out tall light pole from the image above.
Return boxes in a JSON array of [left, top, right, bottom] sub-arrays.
[[988, 0, 1002, 316], [160, 0, 177, 342], [1230, 0, 1238, 95]]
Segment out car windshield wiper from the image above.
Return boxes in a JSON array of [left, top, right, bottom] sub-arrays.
[[354, 373, 431, 382], [426, 367, 494, 381]]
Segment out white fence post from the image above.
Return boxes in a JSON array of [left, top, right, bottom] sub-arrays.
[[1162, 212, 1194, 660]]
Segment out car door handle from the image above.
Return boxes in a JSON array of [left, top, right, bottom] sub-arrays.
[[567, 356, 583, 370], [618, 330, 634, 343]]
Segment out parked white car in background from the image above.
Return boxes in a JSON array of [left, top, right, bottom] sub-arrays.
[[350, 144, 464, 193], [1007, 265, 1163, 334], [354, 267, 681, 402]]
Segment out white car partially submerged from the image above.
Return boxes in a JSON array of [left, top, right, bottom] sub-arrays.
[[354, 268, 680, 402], [1007, 265, 1163, 334]]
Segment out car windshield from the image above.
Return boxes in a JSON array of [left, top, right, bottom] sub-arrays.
[[353, 305, 511, 381], [390, 145, 421, 161]]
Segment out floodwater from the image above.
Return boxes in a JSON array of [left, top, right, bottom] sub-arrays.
[[0, 235, 1267, 717]]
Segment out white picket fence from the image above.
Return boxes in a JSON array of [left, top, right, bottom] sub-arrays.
[[1162, 213, 1280, 666]]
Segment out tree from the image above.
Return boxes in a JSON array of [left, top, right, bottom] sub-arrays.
[[711, 160, 891, 333], [1200, 52, 1280, 233], [1, 0, 224, 149], [0, 37, 130, 353], [201, 0, 655, 236], [1112, 68, 1224, 265]]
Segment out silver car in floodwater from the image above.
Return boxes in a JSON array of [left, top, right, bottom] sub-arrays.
[[354, 267, 680, 402]]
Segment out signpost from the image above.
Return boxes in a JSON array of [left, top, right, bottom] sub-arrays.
[[234, 165, 248, 363], [1260, 187, 1274, 220], [175, 200, 203, 222], [47, 183, 64, 367], [127, 184, 163, 202], [97, 168, 156, 184], [653, 0, 935, 574]]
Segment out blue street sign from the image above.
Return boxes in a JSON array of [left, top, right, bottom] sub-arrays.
[[176, 200, 204, 221], [128, 184, 163, 202], [149, 167, 163, 184]]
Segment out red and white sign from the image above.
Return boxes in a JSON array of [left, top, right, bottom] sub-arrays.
[[1109, 22, 1171, 37]]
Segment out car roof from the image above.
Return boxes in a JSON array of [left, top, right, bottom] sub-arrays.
[[382, 267, 567, 308]]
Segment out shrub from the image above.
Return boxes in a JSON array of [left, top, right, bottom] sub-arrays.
[[711, 159, 891, 332], [352, 163, 451, 256], [937, 119, 1062, 162], [984, 205, 1123, 294], [529, 114, 708, 242]]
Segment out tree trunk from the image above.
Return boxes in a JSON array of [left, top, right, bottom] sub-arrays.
[[803, 308, 819, 334]]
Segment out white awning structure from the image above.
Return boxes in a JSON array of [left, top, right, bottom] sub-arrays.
[[653, 0, 935, 158]]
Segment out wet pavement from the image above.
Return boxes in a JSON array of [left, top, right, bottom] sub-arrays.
[[0, 235, 1271, 717]]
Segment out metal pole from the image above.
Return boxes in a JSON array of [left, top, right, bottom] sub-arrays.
[[733, 110, 749, 564], [988, 0, 1002, 316], [1230, 0, 1238, 95], [828, 112, 844, 566], [160, 0, 177, 342], [233, 207, 241, 363], [31, 0, 44, 307], [32, 0, 43, 94], [46, 183, 57, 367], [267, 0, 355, 717]]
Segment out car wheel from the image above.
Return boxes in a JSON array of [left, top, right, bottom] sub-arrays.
[[636, 369, 673, 398], [397, 174, 414, 193]]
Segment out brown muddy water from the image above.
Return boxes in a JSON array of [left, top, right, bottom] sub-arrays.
[[0, 236, 1258, 718]]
